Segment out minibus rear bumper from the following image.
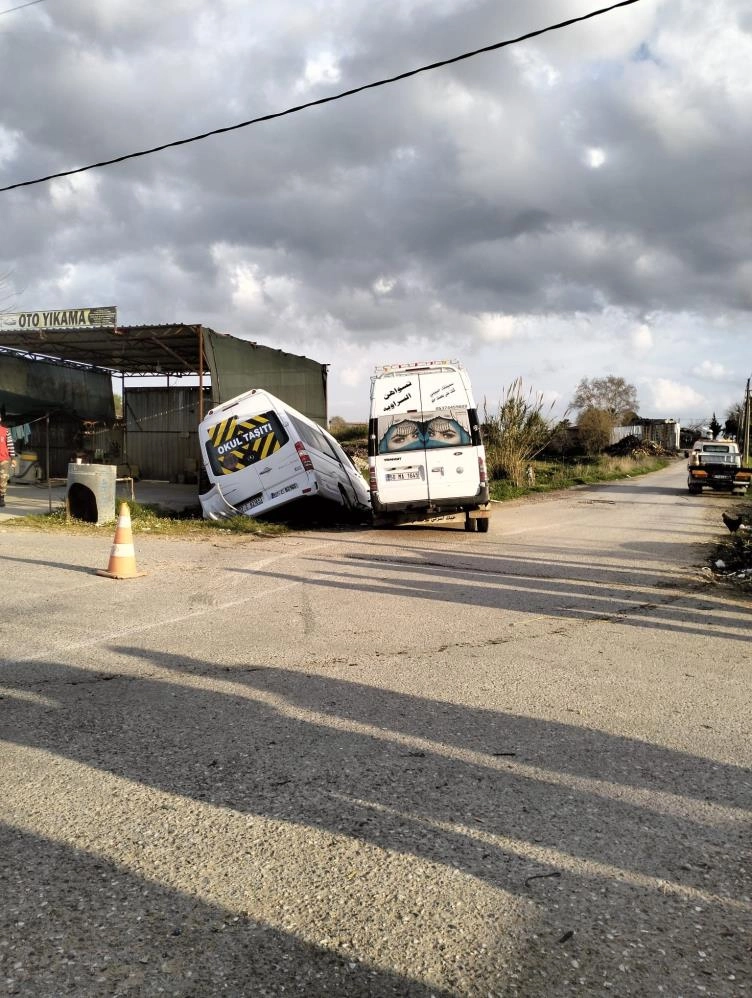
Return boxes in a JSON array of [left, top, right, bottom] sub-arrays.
[[371, 488, 490, 517], [199, 483, 242, 520]]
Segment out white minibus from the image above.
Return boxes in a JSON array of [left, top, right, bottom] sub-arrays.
[[199, 389, 371, 520], [368, 360, 490, 531]]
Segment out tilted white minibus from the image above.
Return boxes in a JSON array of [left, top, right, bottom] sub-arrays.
[[368, 360, 490, 530], [199, 389, 371, 520]]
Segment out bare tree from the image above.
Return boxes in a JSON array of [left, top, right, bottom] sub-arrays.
[[571, 376, 638, 421], [724, 403, 743, 439]]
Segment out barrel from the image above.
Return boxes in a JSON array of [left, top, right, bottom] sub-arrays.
[[14, 452, 40, 482], [66, 463, 117, 525]]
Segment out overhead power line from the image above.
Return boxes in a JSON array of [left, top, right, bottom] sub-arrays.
[[0, 0, 48, 16], [0, 0, 642, 194]]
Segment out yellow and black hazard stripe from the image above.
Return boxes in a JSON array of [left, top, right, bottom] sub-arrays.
[[207, 414, 282, 475], [207, 416, 238, 448]]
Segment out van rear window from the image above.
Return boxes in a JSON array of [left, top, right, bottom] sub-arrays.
[[375, 408, 472, 453], [204, 410, 288, 476]]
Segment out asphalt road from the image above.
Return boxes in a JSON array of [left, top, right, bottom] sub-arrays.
[[1, 460, 750, 997]]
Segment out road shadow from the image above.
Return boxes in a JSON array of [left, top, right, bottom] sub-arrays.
[[0, 553, 98, 575], [230, 541, 751, 642], [0, 822, 447, 998], [1, 654, 749, 994]]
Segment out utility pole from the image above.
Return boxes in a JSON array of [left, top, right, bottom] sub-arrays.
[[743, 376, 751, 467]]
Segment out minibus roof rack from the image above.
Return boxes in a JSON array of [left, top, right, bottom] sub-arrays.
[[373, 359, 461, 375]]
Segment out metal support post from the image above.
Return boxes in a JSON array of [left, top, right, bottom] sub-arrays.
[[46, 413, 51, 513]]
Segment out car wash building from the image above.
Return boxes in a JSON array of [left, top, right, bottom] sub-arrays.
[[0, 306, 328, 484]]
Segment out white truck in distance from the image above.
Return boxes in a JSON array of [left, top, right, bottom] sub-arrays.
[[686, 439, 751, 495]]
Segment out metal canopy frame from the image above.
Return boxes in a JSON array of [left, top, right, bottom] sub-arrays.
[[0, 323, 216, 454], [0, 323, 211, 376]]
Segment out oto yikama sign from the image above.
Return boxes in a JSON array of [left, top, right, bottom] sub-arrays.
[[0, 306, 117, 331]]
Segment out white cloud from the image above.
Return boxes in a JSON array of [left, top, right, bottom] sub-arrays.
[[691, 359, 729, 381], [511, 47, 560, 89], [646, 378, 707, 415], [295, 52, 341, 93], [49, 172, 101, 213], [474, 313, 518, 343], [584, 147, 606, 169], [0, 125, 20, 167], [373, 276, 396, 295], [340, 366, 364, 389], [630, 323, 653, 355]]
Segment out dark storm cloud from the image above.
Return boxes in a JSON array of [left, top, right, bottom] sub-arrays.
[[1, 0, 750, 414]]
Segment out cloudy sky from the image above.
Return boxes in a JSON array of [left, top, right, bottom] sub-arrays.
[[1, 0, 750, 424]]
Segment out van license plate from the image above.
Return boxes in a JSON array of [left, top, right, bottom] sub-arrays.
[[238, 495, 263, 513], [270, 483, 298, 499], [386, 471, 420, 482]]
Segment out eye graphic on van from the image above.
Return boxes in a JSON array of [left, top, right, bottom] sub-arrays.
[[377, 410, 472, 453], [205, 411, 288, 476], [380, 419, 423, 452]]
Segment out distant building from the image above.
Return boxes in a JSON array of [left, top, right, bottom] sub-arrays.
[[611, 418, 680, 451]]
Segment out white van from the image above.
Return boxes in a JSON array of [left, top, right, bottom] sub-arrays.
[[199, 389, 371, 520], [368, 360, 490, 531]]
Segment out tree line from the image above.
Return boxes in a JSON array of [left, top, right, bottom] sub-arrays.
[[482, 375, 744, 487]]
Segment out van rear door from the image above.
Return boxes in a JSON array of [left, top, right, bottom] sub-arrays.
[[371, 371, 429, 502], [203, 408, 294, 513], [254, 414, 306, 505], [414, 370, 480, 502], [373, 418, 430, 503]]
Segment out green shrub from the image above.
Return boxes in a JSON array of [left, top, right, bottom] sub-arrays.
[[329, 420, 368, 444]]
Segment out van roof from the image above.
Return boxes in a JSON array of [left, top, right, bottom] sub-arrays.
[[205, 387, 274, 419], [374, 360, 462, 375]]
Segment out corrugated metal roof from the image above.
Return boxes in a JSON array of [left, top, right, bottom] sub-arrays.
[[0, 322, 324, 379], [0, 323, 208, 375]]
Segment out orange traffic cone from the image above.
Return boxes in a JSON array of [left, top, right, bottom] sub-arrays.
[[96, 502, 146, 579]]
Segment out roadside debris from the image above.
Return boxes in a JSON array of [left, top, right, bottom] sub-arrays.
[[524, 871, 562, 887], [605, 435, 669, 458], [711, 506, 752, 589]]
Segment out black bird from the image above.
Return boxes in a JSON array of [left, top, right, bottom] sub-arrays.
[[722, 512, 750, 533]]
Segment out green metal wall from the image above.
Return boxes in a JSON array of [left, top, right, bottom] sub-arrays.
[[204, 332, 327, 426], [0, 353, 115, 422]]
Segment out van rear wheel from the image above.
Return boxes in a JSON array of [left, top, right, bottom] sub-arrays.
[[477, 517, 490, 533], [465, 515, 477, 532], [339, 485, 355, 518]]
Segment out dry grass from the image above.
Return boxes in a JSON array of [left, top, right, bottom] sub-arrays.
[[8, 502, 287, 538], [490, 453, 672, 500]]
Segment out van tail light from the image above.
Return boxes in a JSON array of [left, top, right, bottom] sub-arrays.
[[369, 467, 378, 492], [295, 440, 314, 471], [478, 455, 487, 485]]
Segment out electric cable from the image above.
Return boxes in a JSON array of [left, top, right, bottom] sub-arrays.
[[0, 0, 641, 194], [0, 0, 48, 16]]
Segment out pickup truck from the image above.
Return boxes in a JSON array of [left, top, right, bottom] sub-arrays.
[[686, 439, 751, 494]]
